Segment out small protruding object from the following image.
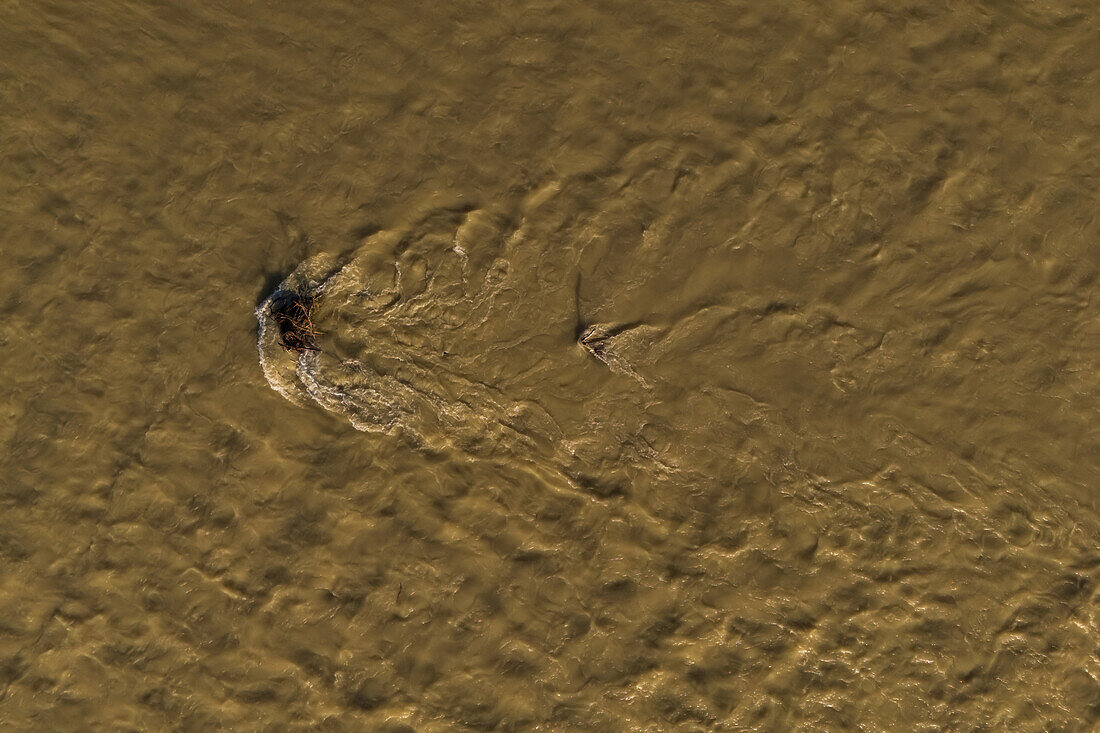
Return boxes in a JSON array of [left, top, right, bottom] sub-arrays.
[[270, 290, 322, 353]]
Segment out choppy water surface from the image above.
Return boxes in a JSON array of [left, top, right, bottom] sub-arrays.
[[3, 1, 1099, 730]]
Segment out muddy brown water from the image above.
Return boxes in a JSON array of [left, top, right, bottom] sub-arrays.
[[2, 1, 1099, 730]]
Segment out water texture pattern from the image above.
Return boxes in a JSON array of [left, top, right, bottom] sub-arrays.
[[2, 1, 1100, 730]]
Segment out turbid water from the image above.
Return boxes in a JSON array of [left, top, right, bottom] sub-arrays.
[[2, 1, 1099, 730]]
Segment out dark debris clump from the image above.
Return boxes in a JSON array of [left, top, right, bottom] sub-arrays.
[[270, 290, 322, 353]]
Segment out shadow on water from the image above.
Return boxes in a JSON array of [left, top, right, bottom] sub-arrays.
[[253, 270, 290, 339], [256, 271, 289, 308]]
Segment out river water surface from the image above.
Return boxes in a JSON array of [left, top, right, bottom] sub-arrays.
[[2, 1, 1099, 730]]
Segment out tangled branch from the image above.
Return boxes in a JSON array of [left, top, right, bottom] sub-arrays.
[[272, 291, 323, 353]]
